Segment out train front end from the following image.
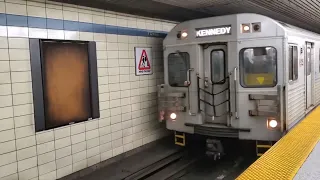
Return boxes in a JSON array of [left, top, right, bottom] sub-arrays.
[[157, 14, 287, 157]]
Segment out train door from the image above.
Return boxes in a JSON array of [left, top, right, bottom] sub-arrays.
[[203, 45, 229, 125], [163, 45, 198, 133], [306, 42, 313, 109]]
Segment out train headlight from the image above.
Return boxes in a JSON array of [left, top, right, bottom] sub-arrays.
[[269, 120, 277, 128], [170, 113, 177, 120], [267, 118, 278, 128]]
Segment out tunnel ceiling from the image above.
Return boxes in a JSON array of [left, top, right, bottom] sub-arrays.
[[54, 0, 320, 34]]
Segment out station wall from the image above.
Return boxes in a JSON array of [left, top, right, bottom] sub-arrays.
[[0, 0, 176, 179]]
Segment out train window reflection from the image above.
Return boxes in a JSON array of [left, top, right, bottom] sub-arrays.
[[307, 47, 311, 75], [211, 50, 225, 83], [240, 47, 277, 87], [168, 52, 190, 87]]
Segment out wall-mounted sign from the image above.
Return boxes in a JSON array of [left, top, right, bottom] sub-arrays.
[[196, 25, 232, 38], [135, 47, 153, 75]]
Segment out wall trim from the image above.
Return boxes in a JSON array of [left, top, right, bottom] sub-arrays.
[[0, 13, 168, 38]]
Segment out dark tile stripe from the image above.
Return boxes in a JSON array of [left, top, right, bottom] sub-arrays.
[[93, 24, 105, 34], [105, 25, 118, 34], [47, 19, 63, 30], [28, 16, 47, 29], [0, 13, 167, 38], [6, 14, 28, 27], [118, 27, 136, 36], [78, 22, 93, 32], [0, 14, 6, 26], [64, 20, 79, 31]]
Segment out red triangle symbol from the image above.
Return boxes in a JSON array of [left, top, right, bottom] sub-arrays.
[[138, 50, 151, 70]]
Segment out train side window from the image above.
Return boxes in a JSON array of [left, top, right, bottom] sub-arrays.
[[240, 47, 277, 87], [211, 50, 225, 84], [168, 52, 190, 87], [288, 45, 298, 81]]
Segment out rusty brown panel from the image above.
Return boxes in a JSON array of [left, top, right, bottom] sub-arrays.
[[42, 41, 91, 129]]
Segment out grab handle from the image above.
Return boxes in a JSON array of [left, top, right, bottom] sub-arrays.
[[184, 68, 194, 86], [233, 67, 239, 119]]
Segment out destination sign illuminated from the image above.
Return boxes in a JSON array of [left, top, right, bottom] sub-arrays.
[[196, 25, 231, 37]]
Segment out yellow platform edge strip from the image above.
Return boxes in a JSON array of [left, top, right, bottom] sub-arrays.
[[237, 106, 320, 180]]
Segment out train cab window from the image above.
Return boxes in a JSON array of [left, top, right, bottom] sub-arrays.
[[288, 45, 298, 81], [240, 47, 277, 87], [168, 52, 190, 87], [211, 50, 225, 83]]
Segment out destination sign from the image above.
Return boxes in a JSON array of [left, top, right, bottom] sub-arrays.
[[196, 25, 231, 37]]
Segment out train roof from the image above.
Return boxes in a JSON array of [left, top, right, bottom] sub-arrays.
[[276, 20, 320, 40], [164, 13, 320, 46]]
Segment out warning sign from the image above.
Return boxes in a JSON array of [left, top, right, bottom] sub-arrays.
[[138, 50, 150, 70], [256, 77, 264, 84], [135, 47, 153, 75]]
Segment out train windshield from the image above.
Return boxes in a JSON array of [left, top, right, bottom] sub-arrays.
[[211, 50, 225, 83], [240, 47, 277, 87], [168, 52, 190, 87]]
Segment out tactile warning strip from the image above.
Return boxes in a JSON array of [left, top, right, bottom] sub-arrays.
[[237, 106, 320, 180]]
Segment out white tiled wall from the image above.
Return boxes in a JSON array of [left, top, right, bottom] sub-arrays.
[[0, 0, 176, 179]]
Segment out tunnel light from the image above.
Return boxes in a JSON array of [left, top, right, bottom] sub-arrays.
[[170, 113, 177, 120]]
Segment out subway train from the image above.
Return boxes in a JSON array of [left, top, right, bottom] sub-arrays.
[[157, 13, 320, 157]]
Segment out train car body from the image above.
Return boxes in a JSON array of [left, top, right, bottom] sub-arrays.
[[157, 13, 320, 149]]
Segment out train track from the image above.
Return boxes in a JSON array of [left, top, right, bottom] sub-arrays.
[[121, 147, 256, 180], [75, 138, 256, 180], [122, 150, 202, 180]]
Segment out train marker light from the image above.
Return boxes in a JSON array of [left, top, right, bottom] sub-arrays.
[[176, 32, 181, 38], [181, 31, 188, 38], [243, 25, 250, 31], [241, 24, 251, 33], [252, 22, 261, 32], [170, 113, 177, 120]]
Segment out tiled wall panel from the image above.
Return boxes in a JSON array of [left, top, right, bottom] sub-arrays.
[[0, 0, 176, 179]]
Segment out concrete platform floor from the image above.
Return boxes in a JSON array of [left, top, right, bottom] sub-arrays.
[[294, 141, 320, 180]]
